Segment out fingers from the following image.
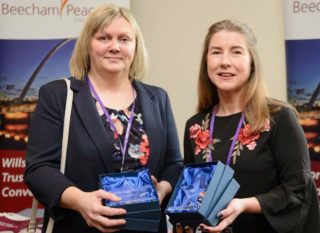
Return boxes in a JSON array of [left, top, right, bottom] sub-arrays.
[[98, 189, 121, 202], [96, 214, 126, 227], [101, 206, 127, 217], [84, 211, 126, 232], [175, 223, 194, 233], [176, 223, 183, 233], [184, 225, 193, 233], [199, 219, 230, 233], [77, 190, 127, 232], [151, 175, 158, 186]]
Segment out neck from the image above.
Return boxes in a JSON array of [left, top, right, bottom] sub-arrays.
[[88, 70, 131, 92], [216, 91, 242, 116], [88, 71, 135, 110]]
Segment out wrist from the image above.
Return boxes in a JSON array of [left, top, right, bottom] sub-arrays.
[[241, 197, 261, 213], [156, 181, 172, 202], [60, 186, 83, 211]]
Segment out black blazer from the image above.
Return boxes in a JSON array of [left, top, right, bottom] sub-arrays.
[[24, 77, 183, 233]]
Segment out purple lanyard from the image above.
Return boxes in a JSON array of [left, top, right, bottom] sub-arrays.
[[88, 78, 135, 171], [208, 107, 245, 166]]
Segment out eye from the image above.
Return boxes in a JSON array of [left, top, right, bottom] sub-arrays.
[[209, 50, 221, 55], [96, 34, 111, 41], [232, 49, 243, 55], [97, 36, 107, 40], [119, 36, 131, 43]]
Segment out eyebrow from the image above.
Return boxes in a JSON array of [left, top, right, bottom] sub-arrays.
[[208, 46, 245, 51]]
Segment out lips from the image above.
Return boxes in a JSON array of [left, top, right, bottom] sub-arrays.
[[217, 72, 234, 77], [105, 57, 122, 60]]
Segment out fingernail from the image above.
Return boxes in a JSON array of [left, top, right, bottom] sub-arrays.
[[217, 212, 223, 219], [176, 223, 182, 228], [185, 226, 193, 233]]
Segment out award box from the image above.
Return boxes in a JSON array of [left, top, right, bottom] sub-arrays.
[[99, 168, 161, 232], [166, 161, 240, 228]]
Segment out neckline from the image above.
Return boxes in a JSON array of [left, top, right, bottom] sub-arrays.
[[104, 98, 137, 112], [213, 111, 242, 118]]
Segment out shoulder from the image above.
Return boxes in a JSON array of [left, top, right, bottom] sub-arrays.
[[134, 80, 167, 95], [37, 77, 83, 109], [133, 80, 170, 105], [39, 77, 83, 95], [271, 106, 298, 125], [269, 106, 304, 141], [185, 111, 210, 127]]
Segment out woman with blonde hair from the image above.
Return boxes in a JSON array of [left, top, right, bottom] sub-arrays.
[[181, 19, 319, 233], [25, 4, 182, 232]]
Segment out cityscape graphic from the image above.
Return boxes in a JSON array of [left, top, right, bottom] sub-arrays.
[[286, 39, 320, 160], [0, 39, 76, 150]]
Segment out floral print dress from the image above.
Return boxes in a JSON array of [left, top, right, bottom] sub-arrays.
[[95, 98, 150, 172]]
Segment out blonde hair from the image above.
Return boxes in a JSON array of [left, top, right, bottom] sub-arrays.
[[197, 19, 296, 134], [69, 4, 148, 81]]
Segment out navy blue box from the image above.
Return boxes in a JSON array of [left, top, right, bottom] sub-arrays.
[[166, 161, 239, 228], [99, 169, 161, 232]]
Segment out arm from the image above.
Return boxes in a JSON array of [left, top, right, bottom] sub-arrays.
[[201, 108, 319, 233], [24, 81, 75, 218], [24, 81, 127, 230], [255, 108, 318, 232]]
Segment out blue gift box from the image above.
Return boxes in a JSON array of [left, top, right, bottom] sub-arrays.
[[165, 161, 240, 228], [99, 168, 161, 231]]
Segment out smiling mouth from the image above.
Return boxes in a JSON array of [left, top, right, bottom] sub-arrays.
[[105, 57, 122, 60], [217, 72, 235, 79]]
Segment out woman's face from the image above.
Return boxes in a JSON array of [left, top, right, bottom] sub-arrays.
[[206, 30, 252, 96], [89, 16, 136, 77]]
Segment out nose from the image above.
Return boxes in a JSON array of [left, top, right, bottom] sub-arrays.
[[220, 53, 231, 67], [109, 39, 120, 53]]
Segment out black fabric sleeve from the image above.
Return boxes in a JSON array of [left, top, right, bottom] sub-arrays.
[[256, 108, 319, 233], [24, 80, 75, 220]]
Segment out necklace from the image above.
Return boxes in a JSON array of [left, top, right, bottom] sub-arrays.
[[88, 78, 136, 171], [208, 106, 245, 166]]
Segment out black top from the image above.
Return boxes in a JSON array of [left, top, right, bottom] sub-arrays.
[[184, 107, 320, 233]]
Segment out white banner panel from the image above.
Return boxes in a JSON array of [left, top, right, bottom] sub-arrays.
[[0, 0, 130, 39], [284, 0, 320, 40]]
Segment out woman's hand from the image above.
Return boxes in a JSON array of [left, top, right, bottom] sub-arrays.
[[175, 223, 194, 233], [151, 176, 172, 205], [198, 197, 261, 233], [60, 187, 126, 232]]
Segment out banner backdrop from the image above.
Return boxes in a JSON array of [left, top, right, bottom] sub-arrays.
[[283, 0, 320, 199], [0, 0, 129, 231]]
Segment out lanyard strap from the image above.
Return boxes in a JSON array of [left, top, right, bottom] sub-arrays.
[[208, 107, 245, 166], [88, 78, 135, 171]]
